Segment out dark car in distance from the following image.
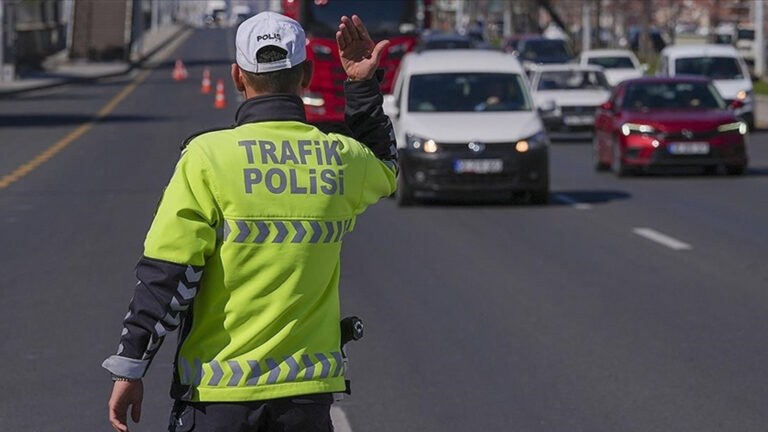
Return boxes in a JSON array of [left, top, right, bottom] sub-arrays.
[[593, 76, 748, 176], [509, 37, 574, 67]]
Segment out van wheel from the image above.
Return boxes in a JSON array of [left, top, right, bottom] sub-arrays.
[[396, 175, 415, 206], [725, 164, 745, 176], [530, 187, 549, 205]]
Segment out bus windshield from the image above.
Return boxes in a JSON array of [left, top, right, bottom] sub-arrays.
[[303, 0, 417, 38]]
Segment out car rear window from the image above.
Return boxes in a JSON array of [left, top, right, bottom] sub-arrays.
[[521, 40, 572, 59], [537, 70, 610, 90], [587, 56, 635, 69], [675, 56, 744, 80], [621, 82, 726, 110], [408, 73, 531, 112]]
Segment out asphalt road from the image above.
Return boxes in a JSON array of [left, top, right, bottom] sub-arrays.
[[2, 29, 768, 431]]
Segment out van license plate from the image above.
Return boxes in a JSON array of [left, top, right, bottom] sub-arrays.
[[563, 115, 594, 126], [454, 159, 503, 174], [669, 142, 710, 155]]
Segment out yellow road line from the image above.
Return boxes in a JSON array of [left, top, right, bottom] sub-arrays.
[[0, 69, 153, 190], [0, 26, 193, 191]]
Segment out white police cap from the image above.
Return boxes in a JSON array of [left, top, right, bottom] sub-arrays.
[[235, 11, 307, 73]]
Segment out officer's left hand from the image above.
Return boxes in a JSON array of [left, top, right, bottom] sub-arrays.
[[336, 15, 390, 81]]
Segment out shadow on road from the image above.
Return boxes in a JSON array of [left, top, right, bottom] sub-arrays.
[[396, 189, 631, 208], [549, 189, 631, 205], [0, 114, 168, 128], [746, 166, 768, 176]]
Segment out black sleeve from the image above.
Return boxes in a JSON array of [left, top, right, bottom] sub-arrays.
[[344, 70, 398, 166], [101, 256, 202, 379]]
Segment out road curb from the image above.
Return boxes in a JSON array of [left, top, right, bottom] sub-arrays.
[[0, 25, 191, 98]]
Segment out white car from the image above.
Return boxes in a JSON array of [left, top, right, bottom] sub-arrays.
[[657, 44, 755, 129], [578, 49, 646, 87], [383, 50, 549, 205], [528, 64, 611, 135]]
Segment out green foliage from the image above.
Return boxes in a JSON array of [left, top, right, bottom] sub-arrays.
[[754, 79, 768, 96]]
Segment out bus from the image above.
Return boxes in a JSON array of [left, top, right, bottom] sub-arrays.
[[281, 0, 431, 123]]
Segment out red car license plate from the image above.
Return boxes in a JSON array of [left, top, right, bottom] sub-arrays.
[[668, 142, 710, 155]]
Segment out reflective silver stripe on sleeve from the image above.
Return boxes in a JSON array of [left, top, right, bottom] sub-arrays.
[[154, 321, 167, 338], [185, 266, 202, 283], [176, 280, 196, 300], [102, 355, 149, 379]]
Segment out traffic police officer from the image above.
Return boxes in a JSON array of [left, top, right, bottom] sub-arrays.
[[103, 11, 396, 432]]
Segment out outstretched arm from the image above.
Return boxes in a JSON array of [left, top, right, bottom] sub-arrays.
[[337, 15, 397, 167]]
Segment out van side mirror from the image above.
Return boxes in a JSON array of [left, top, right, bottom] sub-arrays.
[[600, 101, 614, 111], [537, 99, 558, 115], [383, 94, 399, 119]]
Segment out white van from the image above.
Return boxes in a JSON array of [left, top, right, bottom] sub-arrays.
[[657, 44, 755, 129], [383, 50, 549, 205]]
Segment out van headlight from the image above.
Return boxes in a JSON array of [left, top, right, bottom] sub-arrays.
[[406, 134, 438, 153], [517, 131, 549, 151], [717, 121, 748, 135]]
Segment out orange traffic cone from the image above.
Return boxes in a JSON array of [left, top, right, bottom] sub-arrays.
[[213, 79, 227, 109], [172, 59, 188, 82], [201, 68, 212, 94]]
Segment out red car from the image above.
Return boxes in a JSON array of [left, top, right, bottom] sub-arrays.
[[594, 76, 748, 176]]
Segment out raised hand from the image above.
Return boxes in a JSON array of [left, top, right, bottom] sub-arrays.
[[336, 15, 390, 81]]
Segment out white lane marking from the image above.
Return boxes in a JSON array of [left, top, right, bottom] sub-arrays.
[[633, 227, 692, 250], [331, 406, 353, 432], [553, 193, 593, 210]]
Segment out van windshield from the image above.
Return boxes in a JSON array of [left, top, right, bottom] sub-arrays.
[[408, 73, 531, 112], [675, 57, 744, 80], [587, 56, 635, 69], [537, 70, 610, 90]]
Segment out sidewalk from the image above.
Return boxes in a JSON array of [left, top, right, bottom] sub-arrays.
[[0, 24, 188, 97], [756, 94, 768, 129]]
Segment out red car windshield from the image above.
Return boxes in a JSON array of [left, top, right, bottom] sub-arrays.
[[621, 82, 726, 110], [302, 0, 417, 38]]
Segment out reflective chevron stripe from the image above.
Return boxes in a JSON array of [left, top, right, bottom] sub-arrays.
[[225, 219, 354, 244], [179, 352, 343, 387]]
